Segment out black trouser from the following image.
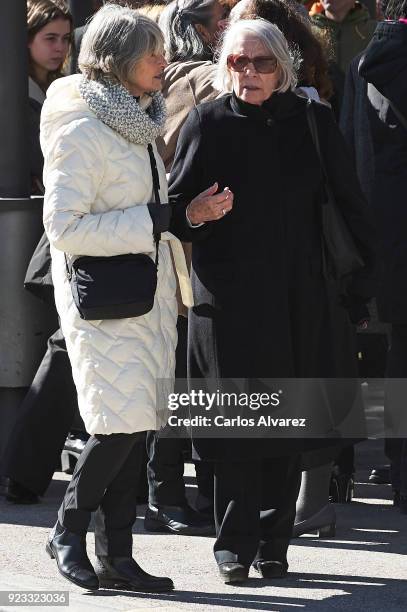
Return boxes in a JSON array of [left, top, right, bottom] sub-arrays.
[[335, 445, 355, 475], [213, 455, 301, 568], [146, 430, 215, 506], [1, 329, 81, 495], [385, 324, 407, 496], [147, 315, 214, 507], [59, 432, 144, 557], [146, 431, 187, 506]]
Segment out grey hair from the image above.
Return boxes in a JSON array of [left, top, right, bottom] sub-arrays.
[[79, 3, 164, 82], [214, 18, 297, 93], [159, 0, 216, 62]]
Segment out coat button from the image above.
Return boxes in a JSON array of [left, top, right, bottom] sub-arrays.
[[266, 118, 274, 127]]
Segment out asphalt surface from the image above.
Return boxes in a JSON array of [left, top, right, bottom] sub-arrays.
[[1, 434, 406, 611]]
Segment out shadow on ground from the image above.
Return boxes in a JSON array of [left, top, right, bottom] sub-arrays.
[[78, 572, 406, 611]]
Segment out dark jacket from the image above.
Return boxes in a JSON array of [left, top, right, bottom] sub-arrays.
[[340, 54, 374, 205], [359, 21, 407, 323], [311, 2, 376, 75], [69, 25, 86, 74], [340, 55, 387, 337], [28, 77, 46, 193], [310, 2, 376, 114], [169, 91, 376, 461]]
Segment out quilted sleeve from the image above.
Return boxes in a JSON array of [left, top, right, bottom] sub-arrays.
[[42, 119, 155, 257]]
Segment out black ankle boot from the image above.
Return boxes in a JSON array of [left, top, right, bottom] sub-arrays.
[[95, 556, 174, 592], [218, 562, 249, 584], [46, 522, 99, 591], [254, 560, 288, 579]]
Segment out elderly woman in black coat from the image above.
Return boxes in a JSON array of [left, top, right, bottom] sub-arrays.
[[169, 18, 376, 583]]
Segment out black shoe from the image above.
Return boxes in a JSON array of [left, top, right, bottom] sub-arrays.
[[46, 522, 99, 591], [144, 504, 215, 536], [6, 479, 39, 504], [400, 496, 407, 514], [394, 490, 401, 506], [369, 466, 391, 484], [329, 473, 354, 503], [254, 560, 288, 579], [218, 562, 249, 584], [293, 504, 336, 538], [95, 556, 174, 592]]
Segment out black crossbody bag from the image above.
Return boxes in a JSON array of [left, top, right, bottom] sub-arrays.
[[65, 143, 161, 320], [306, 100, 365, 280]]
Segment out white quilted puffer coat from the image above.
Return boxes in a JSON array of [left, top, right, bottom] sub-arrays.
[[40, 75, 192, 435]]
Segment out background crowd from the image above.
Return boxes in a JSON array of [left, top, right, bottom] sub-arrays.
[[0, 0, 406, 593]]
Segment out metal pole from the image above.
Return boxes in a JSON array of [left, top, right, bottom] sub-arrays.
[[68, 0, 95, 28], [0, 0, 30, 198], [0, 1, 57, 461]]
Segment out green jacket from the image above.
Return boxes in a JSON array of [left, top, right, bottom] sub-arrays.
[[311, 3, 376, 74]]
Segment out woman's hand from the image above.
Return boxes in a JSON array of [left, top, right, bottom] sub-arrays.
[[186, 182, 234, 225]]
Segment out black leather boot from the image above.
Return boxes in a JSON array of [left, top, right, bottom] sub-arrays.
[[95, 556, 174, 592], [254, 560, 288, 578], [218, 562, 249, 584], [144, 503, 215, 536], [46, 522, 99, 591]]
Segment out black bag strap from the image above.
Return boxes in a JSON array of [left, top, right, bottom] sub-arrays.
[[305, 100, 331, 189], [305, 100, 329, 277], [64, 142, 163, 278], [147, 142, 161, 206], [147, 142, 161, 267], [388, 99, 407, 132]]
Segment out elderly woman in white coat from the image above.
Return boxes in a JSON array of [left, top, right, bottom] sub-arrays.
[[40, 4, 233, 593]]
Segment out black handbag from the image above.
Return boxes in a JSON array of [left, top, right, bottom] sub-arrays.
[[24, 231, 55, 305], [65, 143, 161, 320], [388, 99, 407, 131], [306, 101, 365, 280]]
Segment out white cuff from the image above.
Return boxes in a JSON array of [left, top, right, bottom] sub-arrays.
[[186, 207, 205, 228]]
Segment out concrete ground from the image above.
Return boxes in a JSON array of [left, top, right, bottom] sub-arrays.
[[1, 436, 406, 611]]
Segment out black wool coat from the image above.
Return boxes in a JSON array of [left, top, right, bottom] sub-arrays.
[[359, 21, 407, 324], [169, 91, 377, 461]]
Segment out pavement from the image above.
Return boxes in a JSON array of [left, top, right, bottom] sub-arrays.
[[1, 437, 406, 611]]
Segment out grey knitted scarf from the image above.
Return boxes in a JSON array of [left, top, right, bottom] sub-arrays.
[[78, 76, 166, 145]]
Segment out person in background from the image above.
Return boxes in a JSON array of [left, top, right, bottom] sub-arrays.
[[137, 0, 168, 22], [359, 0, 407, 514], [309, 0, 376, 112], [157, 0, 228, 169], [339, 0, 391, 488], [1, 0, 74, 506], [27, 0, 72, 194]]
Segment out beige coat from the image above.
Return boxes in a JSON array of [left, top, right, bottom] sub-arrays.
[[158, 61, 218, 315], [157, 60, 218, 171]]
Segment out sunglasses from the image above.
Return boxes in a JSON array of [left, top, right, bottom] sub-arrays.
[[227, 54, 278, 74]]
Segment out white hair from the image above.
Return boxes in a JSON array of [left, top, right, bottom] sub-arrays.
[[214, 18, 297, 94], [79, 3, 164, 82]]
